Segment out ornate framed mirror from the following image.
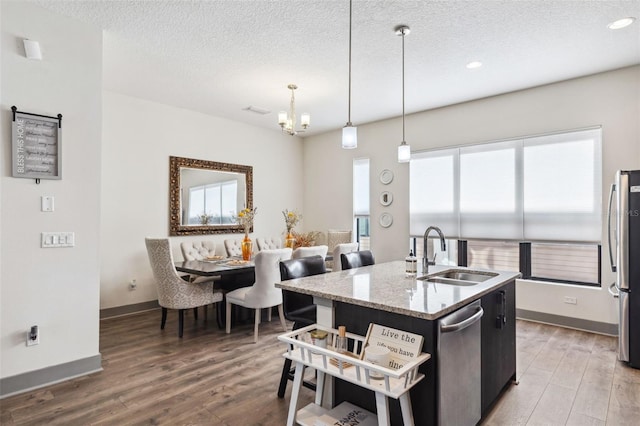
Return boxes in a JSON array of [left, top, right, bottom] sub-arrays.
[[169, 156, 253, 236]]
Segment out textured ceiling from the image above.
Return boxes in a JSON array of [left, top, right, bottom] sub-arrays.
[[32, 0, 640, 137]]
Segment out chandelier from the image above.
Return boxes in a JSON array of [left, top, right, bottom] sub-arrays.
[[278, 84, 310, 136]]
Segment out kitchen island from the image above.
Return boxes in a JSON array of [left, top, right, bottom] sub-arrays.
[[276, 261, 520, 425]]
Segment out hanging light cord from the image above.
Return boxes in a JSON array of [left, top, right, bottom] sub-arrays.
[[401, 28, 405, 142], [289, 86, 296, 130], [347, 0, 353, 125]]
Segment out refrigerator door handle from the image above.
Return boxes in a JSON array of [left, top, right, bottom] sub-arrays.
[[609, 282, 619, 298], [608, 183, 617, 273]]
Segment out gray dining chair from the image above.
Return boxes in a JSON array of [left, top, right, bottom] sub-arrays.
[[327, 229, 352, 252], [145, 238, 224, 337]]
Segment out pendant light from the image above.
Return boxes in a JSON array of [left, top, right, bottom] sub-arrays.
[[396, 25, 411, 163], [342, 0, 357, 149]]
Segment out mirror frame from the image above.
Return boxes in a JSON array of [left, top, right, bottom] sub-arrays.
[[169, 156, 253, 236]]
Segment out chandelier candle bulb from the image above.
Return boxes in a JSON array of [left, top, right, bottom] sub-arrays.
[[301, 113, 310, 128], [278, 111, 287, 125]]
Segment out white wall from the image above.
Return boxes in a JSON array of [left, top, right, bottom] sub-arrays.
[[100, 92, 304, 309], [303, 66, 640, 326], [1, 2, 102, 378]]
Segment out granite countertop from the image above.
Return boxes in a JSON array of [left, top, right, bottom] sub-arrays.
[[276, 261, 521, 320]]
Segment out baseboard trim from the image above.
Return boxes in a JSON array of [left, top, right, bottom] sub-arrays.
[[0, 354, 102, 399], [100, 300, 160, 319], [516, 309, 618, 336]]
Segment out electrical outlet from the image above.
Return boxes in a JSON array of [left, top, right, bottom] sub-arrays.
[[564, 296, 577, 305], [129, 279, 137, 290], [26, 325, 39, 346]]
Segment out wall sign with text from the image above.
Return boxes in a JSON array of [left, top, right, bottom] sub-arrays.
[[11, 106, 62, 181]]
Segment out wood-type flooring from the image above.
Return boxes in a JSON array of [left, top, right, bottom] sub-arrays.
[[1, 308, 639, 425]]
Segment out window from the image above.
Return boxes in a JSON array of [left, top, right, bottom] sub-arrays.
[[354, 158, 370, 249], [187, 180, 238, 224], [410, 148, 457, 237], [523, 131, 601, 241], [410, 127, 602, 286], [460, 141, 523, 239], [410, 237, 601, 285], [467, 240, 520, 272], [411, 128, 601, 242], [530, 242, 600, 285]]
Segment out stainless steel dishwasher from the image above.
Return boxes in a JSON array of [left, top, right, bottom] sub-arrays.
[[437, 299, 484, 426]]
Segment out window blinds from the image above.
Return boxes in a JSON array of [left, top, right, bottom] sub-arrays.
[[409, 128, 602, 242]]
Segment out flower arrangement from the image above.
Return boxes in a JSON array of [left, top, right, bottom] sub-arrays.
[[291, 231, 321, 249], [282, 209, 302, 233], [233, 207, 257, 235]]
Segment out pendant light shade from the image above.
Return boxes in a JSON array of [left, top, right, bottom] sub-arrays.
[[342, 0, 357, 149], [396, 25, 411, 163], [342, 124, 357, 149], [398, 142, 411, 162]]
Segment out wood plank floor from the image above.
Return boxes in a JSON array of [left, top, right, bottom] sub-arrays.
[[1, 308, 639, 425]]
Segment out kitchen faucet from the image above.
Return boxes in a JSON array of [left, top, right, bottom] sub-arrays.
[[423, 226, 446, 273]]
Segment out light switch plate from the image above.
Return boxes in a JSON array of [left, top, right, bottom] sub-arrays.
[[41, 196, 54, 212], [41, 232, 75, 248]]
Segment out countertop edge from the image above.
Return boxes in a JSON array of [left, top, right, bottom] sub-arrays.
[[276, 264, 521, 320]]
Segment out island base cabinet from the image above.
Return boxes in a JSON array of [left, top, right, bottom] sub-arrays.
[[332, 280, 516, 425], [480, 279, 517, 415], [334, 303, 437, 426]]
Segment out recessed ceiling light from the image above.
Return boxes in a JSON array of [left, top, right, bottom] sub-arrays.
[[466, 61, 483, 69], [608, 17, 636, 30], [243, 105, 271, 115]]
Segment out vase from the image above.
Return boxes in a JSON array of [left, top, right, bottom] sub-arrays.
[[285, 231, 295, 249], [241, 234, 253, 261]]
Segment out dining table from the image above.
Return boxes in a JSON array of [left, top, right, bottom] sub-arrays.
[[175, 258, 255, 278], [175, 258, 256, 328]]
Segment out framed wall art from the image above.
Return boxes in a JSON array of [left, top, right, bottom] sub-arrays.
[[11, 106, 62, 182]]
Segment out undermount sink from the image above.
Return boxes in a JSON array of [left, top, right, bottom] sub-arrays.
[[418, 269, 498, 286], [419, 277, 481, 286], [435, 270, 497, 282]]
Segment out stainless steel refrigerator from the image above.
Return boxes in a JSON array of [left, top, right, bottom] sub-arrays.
[[608, 170, 640, 367]]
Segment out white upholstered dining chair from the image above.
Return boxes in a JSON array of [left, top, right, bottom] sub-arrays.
[[179, 240, 222, 285], [180, 241, 217, 260], [145, 238, 224, 337], [292, 245, 328, 260], [331, 242, 359, 271], [225, 248, 292, 343], [256, 237, 282, 251], [224, 239, 243, 257]]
